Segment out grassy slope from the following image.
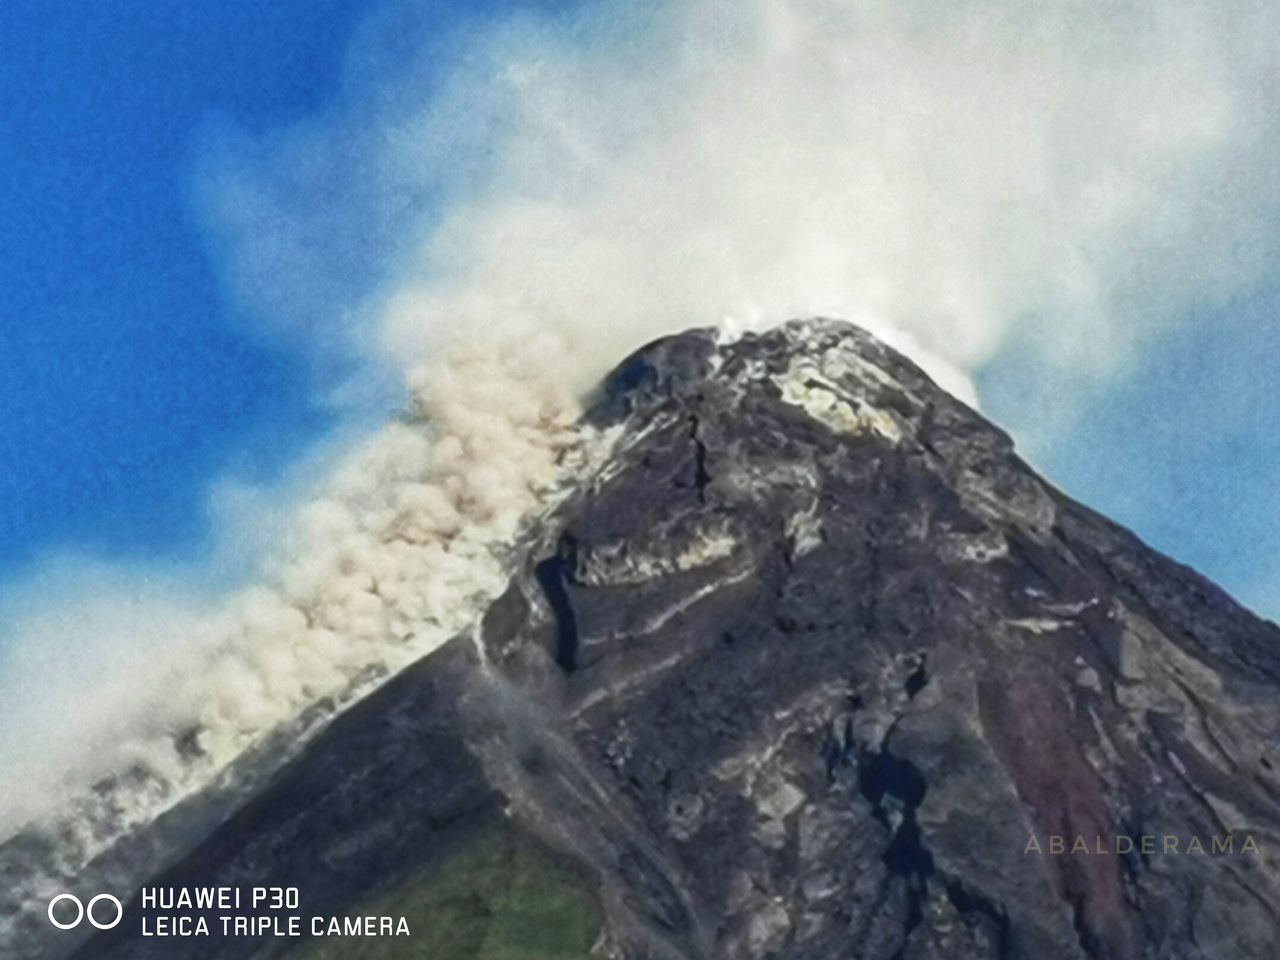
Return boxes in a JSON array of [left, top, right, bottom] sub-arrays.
[[281, 818, 603, 960]]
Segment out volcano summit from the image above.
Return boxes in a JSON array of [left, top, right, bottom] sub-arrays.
[[8, 319, 1280, 960]]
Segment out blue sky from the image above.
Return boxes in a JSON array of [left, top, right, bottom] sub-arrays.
[[0, 0, 580, 578], [0, 0, 378, 573], [981, 284, 1280, 618], [1, 0, 1276, 621]]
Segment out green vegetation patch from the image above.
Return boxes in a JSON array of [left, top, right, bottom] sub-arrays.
[[285, 818, 604, 960]]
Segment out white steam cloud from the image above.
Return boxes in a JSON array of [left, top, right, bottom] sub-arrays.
[[3, 0, 1279, 848]]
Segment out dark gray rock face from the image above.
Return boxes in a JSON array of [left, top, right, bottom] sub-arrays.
[[58, 320, 1280, 958]]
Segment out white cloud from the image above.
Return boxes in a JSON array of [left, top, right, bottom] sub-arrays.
[[205, 0, 1280, 402]]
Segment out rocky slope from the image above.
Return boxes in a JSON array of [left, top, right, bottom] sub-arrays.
[[21, 319, 1280, 959]]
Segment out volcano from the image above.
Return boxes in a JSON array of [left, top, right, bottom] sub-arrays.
[[10, 319, 1280, 960]]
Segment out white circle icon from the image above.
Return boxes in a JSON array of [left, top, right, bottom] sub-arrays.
[[47, 893, 123, 930], [47, 894, 83, 930], [87, 894, 124, 929]]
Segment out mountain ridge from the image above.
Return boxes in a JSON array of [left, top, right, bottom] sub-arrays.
[[12, 318, 1280, 960]]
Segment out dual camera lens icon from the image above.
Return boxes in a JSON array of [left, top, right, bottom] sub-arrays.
[[47, 893, 124, 930]]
